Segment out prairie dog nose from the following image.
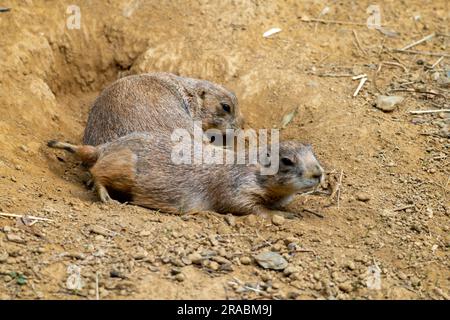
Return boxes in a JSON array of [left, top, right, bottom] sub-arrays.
[[310, 164, 324, 184]]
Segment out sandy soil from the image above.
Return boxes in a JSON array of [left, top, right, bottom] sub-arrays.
[[0, 0, 448, 299]]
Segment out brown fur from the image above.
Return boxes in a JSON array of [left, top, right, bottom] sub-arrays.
[[90, 148, 137, 197], [82, 72, 244, 146], [49, 132, 324, 216], [47, 140, 98, 167]]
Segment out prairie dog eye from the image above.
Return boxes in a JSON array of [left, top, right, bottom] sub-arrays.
[[221, 103, 231, 113], [281, 157, 294, 166]]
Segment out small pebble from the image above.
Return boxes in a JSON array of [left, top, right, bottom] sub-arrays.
[[283, 266, 298, 276], [139, 230, 151, 237], [208, 235, 219, 246], [224, 215, 236, 227], [37, 247, 46, 254], [272, 282, 281, 289], [89, 225, 116, 237], [345, 261, 356, 270], [240, 256, 252, 265], [313, 272, 321, 281], [431, 72, 440, 81], [338, 282, 353, 293], [244, 215, 258, 226], [170, 268, 181, 275], [175, 273, 185, 282], [212, 256, 230, 265], [287, 291, 300, 299], [397, 272, 407, 280], [66, 252, 85, 260], [219, 263, 234, 272], [411, 276, 421, 287], [287, 243, 297, 252], [132, 248, 148, 260], [272, 215, 285, 226], [356, 192, 371, 202], [170, 258, 185, 267], [110, 270, 126, 279], [209, 261, 220, 271], [284, 237, 299, 245], [261, 273, 272, 282], [0, 252, 8, 263], [218, 248, 227, 257], [188, 253, 203, 265], [94, 235, 104, 241], [6, 233, 25, 244], [375, 95, 404, 112], [314, 282, 323, 291], [181, 256, 192, 265]]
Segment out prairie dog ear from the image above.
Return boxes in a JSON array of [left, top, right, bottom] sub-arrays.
[[196, 86, 207, 100]]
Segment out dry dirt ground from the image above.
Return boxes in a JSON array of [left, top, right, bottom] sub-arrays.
[[0, 0, 449, 300]]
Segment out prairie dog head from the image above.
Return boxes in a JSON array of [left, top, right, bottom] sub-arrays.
[[194, 81, 244, 133], [259, 141, 324, 196]]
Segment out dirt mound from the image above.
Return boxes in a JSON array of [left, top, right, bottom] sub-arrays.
[[0, 1, 448, 299]]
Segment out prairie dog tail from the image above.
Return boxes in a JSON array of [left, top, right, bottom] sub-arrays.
[[47, 140, 99, 167]]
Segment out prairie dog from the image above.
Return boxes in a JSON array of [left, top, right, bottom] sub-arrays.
[[82, 72, 244, 146], [48, 133, 324, 216]]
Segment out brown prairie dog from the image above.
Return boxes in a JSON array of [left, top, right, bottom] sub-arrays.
[[48, 132, 324, 216], [82, 72, 244, 146]]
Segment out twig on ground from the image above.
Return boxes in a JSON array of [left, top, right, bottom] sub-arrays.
[[0, 212, 53, 222], [336, 170, 344, 210], [381, 61, 408, 72], [387, 88, 445, 98], [223, 284, 230, 300], [316, 53, 331, 65], [390, 48, 450, 58], [352, 30, 367, 55], [313, 73, 354, 78], [353, 77, 368, 97], [383, 49, 407, 66], [294, 248, 317, 254], [400, 33, 435, 50], [95, 272, 100, 300], [242, 285, 265, 294], [302, 208, 324, 219], [299, 17, 370, 27], [372, 64, 383, 94], [409, 109, 450, 114], [419, 132, 441, 138], [430, 56, 444, 69], [352, 74, 367, 80], [393, 204, 415, 211]]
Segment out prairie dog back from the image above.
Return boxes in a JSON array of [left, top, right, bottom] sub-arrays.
[[82, 73, 244, 146]]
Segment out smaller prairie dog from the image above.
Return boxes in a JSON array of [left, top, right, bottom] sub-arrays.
[[48, 133, 324, 216], [83, 72, 244, 146]]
